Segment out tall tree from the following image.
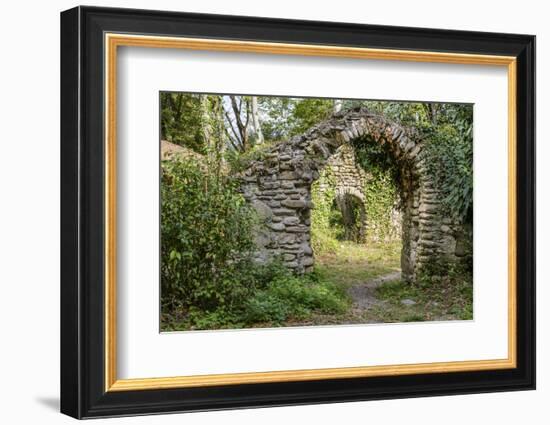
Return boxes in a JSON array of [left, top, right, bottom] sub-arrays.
[[224, 95, 251, 152], [423, 103, 440, 125], [250, 96, 264, 145], [160, 92, 206, 154], [198, 94, 212, 150]]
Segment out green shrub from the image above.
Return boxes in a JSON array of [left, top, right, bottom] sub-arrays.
[[162, 260, 349, 330], [242, 294, 293, 324], [161, 158, 258, 314], [243, 271, 348, 325]]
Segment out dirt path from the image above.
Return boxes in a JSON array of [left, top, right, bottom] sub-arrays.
[[346, 270, 401, 313]]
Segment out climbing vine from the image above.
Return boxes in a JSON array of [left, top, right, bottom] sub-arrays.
[[353, 139, 401, 242], [311, 150, 401, 253], [363, 168, 400, 241], [310, 168, 340, 254]]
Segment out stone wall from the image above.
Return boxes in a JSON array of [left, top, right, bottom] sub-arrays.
[[239, 107, 469, 282], [315, 144, 402, 242], [315, 144, 369, 242]]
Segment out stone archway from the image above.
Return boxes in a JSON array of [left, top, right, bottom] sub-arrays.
[[315, 144, 369, 243], [239, 107, 465, 283]]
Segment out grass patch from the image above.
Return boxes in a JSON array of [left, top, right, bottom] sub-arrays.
[[373, 269, 473, 322], [316, 240, 401, 288]]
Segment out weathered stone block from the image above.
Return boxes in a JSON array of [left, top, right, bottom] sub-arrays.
[[273, 208, 295, 216], [277, 234, 296, 245], [286, 226, 308, 233], [283, 216, 300, 226], [301, 243, 313, 256], [281, 199, 307, 209], [251, 200, 272, 221], [279, 171, 296, 180], [269, 222, 285, 231], [283, 253, 296, 261]]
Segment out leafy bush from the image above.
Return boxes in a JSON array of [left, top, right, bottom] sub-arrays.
[[244, 271, 348, 325], [161, 158, 258, 314], [162, 258, 349, 330], [424, 117, 473, 223]]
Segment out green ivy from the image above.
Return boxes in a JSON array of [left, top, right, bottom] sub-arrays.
[[310, 168, 340, 254], [350, 139, 400, 241], [311, 159, 399, 251], [363, 167, 399, 241], [423, 110, 473, 223]]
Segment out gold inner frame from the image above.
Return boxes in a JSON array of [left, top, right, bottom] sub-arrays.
[[104, 33, 517, 392]]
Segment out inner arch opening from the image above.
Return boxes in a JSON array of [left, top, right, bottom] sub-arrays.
[[310, 138, 406, 292]]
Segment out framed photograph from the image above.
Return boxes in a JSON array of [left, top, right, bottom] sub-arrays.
[[60, 6, 535, 419]]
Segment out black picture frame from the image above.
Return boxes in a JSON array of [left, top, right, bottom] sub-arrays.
[[61, 5, 535, 419]]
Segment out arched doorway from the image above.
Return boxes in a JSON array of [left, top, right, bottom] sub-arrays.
[[240, 107, 465, 284], [332, 191, 367, 243]]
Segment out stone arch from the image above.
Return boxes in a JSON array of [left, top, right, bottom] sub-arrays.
[[315, 144, 368, 243], [240, 107, 463, 283]]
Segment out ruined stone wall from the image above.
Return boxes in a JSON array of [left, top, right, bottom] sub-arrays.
[[239, 107, 469, 282], [315, 144, 368, 242], [315, 144, 402, 242]]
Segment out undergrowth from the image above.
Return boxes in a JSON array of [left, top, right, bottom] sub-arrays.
[[161, 261, 349, 331], [375, 264, 473, 321]]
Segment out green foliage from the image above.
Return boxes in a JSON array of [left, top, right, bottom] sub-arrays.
[[310, 168, 340, 254], [162, 260, 348, 330], [160, 93, 473, 225], [257, 96, 296, 142], [257, 97, 333, 142], [161, 158, 258, 313], [160, 93, 474, 330], [329, 194, 365, 242], [423, 107, 473, 223], [244, 269, 348, 325], [363, 168, 399, 241], [311, 144, 400, 248], [287, 98, 333, 136], [346, 100, 474, 223], [353, 136, 399, 180], [160, 92, 207, 153], [225, 139, 278, 173]]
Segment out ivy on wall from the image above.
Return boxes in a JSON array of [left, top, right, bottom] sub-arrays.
[[310, 168, 340, 254], [354, 138, 401, 242], [311, 155, 400, 255], [363, 167, 400, 241]]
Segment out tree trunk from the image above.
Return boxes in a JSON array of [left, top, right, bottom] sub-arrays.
[[199, 95, 212, 150], [230, 95, 249, 151], [214, 97, 226, 164], [251, 96, 264, 145]]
